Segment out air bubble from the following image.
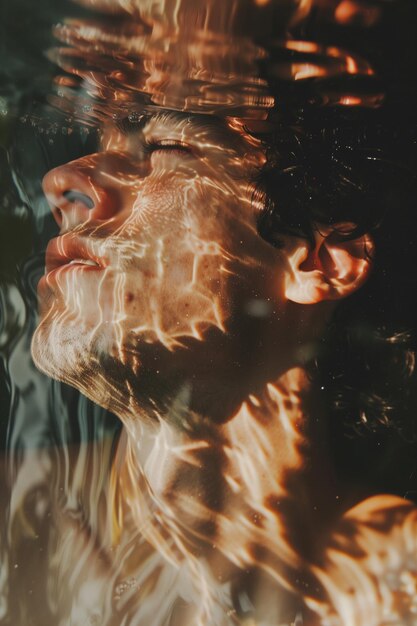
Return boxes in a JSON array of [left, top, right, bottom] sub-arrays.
[[128, 111, 141, 123]]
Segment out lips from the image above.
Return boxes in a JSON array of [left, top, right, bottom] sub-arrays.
[[45, 236, 105, 274]]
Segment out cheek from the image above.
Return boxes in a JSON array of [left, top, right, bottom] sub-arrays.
[[131, 182, 186, 231], [119, 247, 228, 346], [35, 170, 259, 356], [128, 172, 246, 243], [114, 175, 263, 330], [129, 172, 217, 233]]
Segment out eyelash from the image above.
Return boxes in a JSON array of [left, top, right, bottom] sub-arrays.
[[143, 140, 192, 155], [114, 118, 193, 155]]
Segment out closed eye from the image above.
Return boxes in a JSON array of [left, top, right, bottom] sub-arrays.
[[145, 139, 193, 155]]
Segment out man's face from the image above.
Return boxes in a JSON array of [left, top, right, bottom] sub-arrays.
[[31, 111, 288, 416]]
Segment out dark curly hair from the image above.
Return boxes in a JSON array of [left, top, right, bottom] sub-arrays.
[[255, 108, 417, 441]]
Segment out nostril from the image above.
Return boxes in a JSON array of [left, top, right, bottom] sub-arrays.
[[63, 189, 94, 209]]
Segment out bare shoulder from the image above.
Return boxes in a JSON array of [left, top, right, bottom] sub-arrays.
[[305, 494, 417, 626]]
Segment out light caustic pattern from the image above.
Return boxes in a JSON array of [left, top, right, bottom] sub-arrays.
[[31, 111, 270, 417], [34, 362, 417, 626], [29, 100, 314, 625], [70, 0, 312, 36], [305, 496, 417, 626], [24, 2, 417, 625], [46, 369, 311, 626], [30, 115, 417, 626]]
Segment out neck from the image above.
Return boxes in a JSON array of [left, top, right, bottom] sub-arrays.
[[109, 367, 333, 591]]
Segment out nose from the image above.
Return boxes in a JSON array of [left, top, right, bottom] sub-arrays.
[[42, 154, 123, 231]]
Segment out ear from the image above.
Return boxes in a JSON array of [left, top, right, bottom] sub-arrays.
[[284, 226, 374, 305]]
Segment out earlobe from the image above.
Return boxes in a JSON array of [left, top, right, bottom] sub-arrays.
[[284, 227, 374, 305]]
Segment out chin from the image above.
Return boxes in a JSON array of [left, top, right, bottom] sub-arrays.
[[31, 312, 153, 420], [32, 315, 92, 380]]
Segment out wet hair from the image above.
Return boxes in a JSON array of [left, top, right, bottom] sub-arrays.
[[255, 108, 417, 440]]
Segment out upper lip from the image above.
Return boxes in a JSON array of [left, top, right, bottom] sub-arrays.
[[45, 236, 106, 273]]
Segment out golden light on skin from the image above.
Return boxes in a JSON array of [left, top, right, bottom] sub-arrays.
[[16, 0, 415, 622], [106, 368, 311, 622], [32, 100, 409, 626], [283, 226, 374, 305], [31, 111, 282, 418], [305, 496, 417, 625], [31, 105, 389, 624]]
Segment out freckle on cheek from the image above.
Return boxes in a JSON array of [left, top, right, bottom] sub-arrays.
[[126, 292, 135, 303]]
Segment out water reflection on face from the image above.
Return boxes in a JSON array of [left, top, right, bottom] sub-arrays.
[[30, 111, 315, 621], [31, 111, 292, 422], [22, 3, 417, 625]]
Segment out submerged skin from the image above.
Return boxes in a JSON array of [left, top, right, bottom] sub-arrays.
[[20, 0, 417, 624], [33, 111, 329, 422], [31, 110, 339, 622], [31, 108, 412, 626]]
